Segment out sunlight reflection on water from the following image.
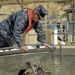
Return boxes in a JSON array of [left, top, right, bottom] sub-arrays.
[[40, 54, 75, 75]]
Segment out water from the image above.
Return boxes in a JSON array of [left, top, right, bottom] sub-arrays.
[[40, 54, 75, 75], [0, 52, 75, 75]]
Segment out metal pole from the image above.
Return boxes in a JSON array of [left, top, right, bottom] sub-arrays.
[[59, 45, 62, 62], [66, 12, 69, 21], [21, 0, 24, 11], [72, 0, 75, 44], [16, 0, 24, 11], [52, 52, 54, 61]]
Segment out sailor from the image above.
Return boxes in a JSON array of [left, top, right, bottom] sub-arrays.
[[0, 5, 52, 51]]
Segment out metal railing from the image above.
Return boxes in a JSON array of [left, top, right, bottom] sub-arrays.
[[41, 20, 75, 45]]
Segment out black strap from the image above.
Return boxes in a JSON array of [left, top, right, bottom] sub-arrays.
[[9, 14, 14, 25]]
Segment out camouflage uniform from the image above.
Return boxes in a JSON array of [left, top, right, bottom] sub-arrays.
[[0, 10, 46, 48]]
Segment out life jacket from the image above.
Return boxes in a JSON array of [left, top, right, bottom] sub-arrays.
[[22, 9, 36, 35]]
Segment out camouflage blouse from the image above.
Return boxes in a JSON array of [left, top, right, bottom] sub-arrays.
[[0, 10, 46, 47]]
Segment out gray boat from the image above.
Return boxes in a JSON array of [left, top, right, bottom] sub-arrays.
[[0, 45, 55, 75]]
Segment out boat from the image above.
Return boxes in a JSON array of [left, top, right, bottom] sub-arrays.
[[0, 45, 55, 75]]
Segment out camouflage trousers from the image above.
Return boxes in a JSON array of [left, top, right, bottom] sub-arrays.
[[0, 33, 13, 48]]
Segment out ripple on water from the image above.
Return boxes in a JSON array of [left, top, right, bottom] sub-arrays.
[[40, 55, 75, 75]]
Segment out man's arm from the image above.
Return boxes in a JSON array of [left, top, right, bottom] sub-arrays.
[[33, 22, 52, 49], [13, 12, 28, 51], [34, 22, 46, 44]]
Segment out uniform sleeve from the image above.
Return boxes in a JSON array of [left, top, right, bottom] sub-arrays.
[[13, 13, 25, 48], [33, 22, 46, 44]]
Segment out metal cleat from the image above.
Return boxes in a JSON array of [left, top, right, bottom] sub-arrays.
[[25, 61, 36, 75], [37, 67, 52, 75], [23, 60, 52, 75]]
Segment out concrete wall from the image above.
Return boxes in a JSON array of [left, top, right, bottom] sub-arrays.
[[0, 2, 70, 44], [22, 29, 39, 44], [0, 2, 69, 21]]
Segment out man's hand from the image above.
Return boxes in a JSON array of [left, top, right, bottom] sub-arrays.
[[43, 43, 56, 52], [20, 46, 28, 52], [43, 43, 52, 49]]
